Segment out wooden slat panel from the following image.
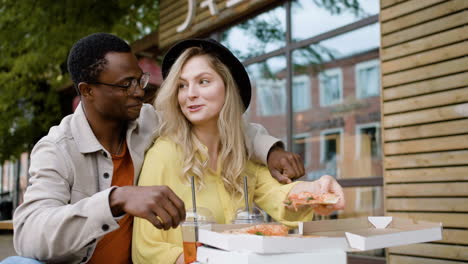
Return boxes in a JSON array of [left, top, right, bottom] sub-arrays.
[[385, 166, 468, 183], [160, 0, 183, 9], [384, 119, 468, 141], [160, 3, 190, 25], [382, 12, 468, 47], [386, 182, 468, 197], [381, 26, 468, 61], [385, 150, 468, 169], [160, 0, 186, 17], [389, 244, 468, 261], [160, 8, 213, 33], [382, 42, 468, 74], [441, 229, 468, 245], [383, 72, 468, 100], [384, 103, 468, 128], [382, 0, 468, 34], [386, 198, 468, 211], [387, 212, 468, 228], [380, 0, 447, 22], [389, 255, 466, 264], [158, 0, 275, 49], [383, 57, 468, 88], [384, 88, 468, 115], [381, 0, 409, 9], [0, 220, 13, 230], [160, 0, 227, 30], [385, 135, 468, 155]]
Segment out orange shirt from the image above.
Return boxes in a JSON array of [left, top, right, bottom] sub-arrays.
[[88, 142, 134, 264]]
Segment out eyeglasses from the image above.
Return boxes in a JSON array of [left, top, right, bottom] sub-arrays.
[[88, 72, 150, 95]]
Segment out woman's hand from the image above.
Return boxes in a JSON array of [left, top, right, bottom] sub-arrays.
[[286, 175, 345, 215]]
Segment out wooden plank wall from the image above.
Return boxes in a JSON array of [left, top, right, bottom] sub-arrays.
[[380, 0, 468, 263], [158, 0, 276, 50]]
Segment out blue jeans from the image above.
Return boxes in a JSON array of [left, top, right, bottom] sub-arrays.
[[1, 256, 43, 264]]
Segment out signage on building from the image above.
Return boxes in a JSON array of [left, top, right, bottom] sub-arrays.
[[177, 0, 245, 32], [159, 0, 275, 50]]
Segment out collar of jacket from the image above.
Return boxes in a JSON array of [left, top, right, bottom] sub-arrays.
[[70, 102, 139, 154]]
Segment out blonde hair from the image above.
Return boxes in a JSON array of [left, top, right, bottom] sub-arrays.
[[155, 47, 251, 196]]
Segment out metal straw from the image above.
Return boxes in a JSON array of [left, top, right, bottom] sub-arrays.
[[244, 176, 250, 219], [190, 176, 198, 241]]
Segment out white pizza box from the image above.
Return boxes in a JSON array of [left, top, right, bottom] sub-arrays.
[[196, 246, 346, 264], [198, 217, 442, 254]]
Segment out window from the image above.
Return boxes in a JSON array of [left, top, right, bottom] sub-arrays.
[[319, 68, 343, 106], [355, 187, 383, 214], [292, 75, 311, 112], [293, 133, 311, 167], [220, 5, 286, 60], [320, 128, 343, 178], [291, 0, 379, 41], [338, 186, 384, 218], [256, 78, 286, 116], [320, 128, 343, 162], [355, 123, 381, 158], [356, 59, 380, 98]]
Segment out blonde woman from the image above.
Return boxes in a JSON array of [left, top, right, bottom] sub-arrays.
[[132, 39, 345, 264]]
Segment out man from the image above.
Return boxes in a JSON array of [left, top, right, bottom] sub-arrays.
[[8, 33, 308, 263]]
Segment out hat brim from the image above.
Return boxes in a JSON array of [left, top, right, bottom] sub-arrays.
[[162, 38, 251, 110]]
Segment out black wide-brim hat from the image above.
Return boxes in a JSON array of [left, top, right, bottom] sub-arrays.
[[162, 38, 251, 110]]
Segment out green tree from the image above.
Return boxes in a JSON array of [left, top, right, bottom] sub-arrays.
[[0, 0, 159, 162]]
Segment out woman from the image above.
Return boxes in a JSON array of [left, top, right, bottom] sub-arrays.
[[132, 39, 345, 264]]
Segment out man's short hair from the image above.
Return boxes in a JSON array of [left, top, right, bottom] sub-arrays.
[[67, 33, 131, 94]]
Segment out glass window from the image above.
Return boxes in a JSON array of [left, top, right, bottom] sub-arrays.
[[291, 0, 379, 41], [220, 5, 286, 60], [291, 22, 382, 183], [318, 23, 380, 61], [292, 23, 380, 67], [293, 133, 311, 167], [245, 56, 288, 143], [315, 186, 384, 220], [320, 128, 343, 164], [356, 59, 380, 98], [256, 78, 286, 116], [293, 75, 312, 112], [356, 123, 381, 158], [319, 68, 343, 106]]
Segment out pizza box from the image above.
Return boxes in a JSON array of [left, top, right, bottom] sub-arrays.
[[197, 246, 346, 264], [198, 217, 442, 254]]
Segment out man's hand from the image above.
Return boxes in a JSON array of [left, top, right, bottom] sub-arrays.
[[109, 186, 186, 230], [287, 175, 345, 215], [267, 145, 305, 184]]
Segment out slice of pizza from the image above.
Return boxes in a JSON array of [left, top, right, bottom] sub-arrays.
[[223, 224, 288, 236], [284, 192, 339, 211]]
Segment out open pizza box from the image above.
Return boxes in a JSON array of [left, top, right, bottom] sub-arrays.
[[197, 246, 346, 264], [198, 216, 442, 254]]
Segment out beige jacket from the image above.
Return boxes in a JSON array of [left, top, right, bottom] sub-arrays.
[[13, 103, 279, 264]]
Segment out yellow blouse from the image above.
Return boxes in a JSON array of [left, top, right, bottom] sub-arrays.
[[132, 137, 313, 264]]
